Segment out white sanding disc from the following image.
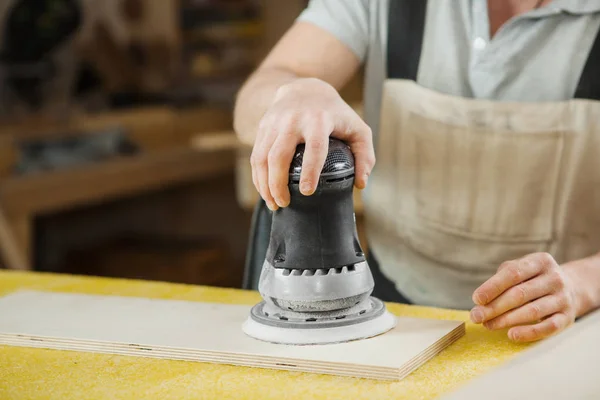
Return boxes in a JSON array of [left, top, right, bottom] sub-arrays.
[[242, 310, 397, 345]]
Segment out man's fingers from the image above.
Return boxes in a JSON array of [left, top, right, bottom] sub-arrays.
[[252, 123, 279, 210], [507, 312, 571, 342], [482, 293, 568, 330], [257, 160, 277, 210], [250, 129, 265, 194], [350, 138, 376, 190], [334, 110, 375, 189], [252, 102, 375, 203], [268, 133, 298, 207], [299, 133, 329, 196], [470, 273, 555, 324], [473, 253, 554, 305]]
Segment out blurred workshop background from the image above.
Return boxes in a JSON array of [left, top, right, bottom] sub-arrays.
[[0, 0, 364, 289]]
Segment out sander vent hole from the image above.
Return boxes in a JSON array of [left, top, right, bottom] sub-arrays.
[[280, 265, 360, 277]]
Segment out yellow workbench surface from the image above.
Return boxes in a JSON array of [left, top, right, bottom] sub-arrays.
[[0, 271, 530, 400]]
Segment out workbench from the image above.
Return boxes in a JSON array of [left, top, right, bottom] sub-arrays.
[[0, 270, 530, 400]]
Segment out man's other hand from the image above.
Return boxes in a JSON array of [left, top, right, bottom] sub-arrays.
[[470, 252, 579, 342]]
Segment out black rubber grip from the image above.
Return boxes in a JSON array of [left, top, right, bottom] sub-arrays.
[[266, 138, 365, 270]]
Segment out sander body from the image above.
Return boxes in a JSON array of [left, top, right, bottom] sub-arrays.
[[242, 138, 396, 345]]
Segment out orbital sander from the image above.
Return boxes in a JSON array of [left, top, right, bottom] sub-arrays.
[[242, 138, 396, 345]]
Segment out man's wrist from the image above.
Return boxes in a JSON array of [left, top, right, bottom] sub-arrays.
[[562, 252, 600, 317], [275, 77, 337, 100]]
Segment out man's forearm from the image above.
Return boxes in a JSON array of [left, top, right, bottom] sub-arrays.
[[233, 67, 300, 146], [563, 252, 600, 317], [232, 21, 362, 146]]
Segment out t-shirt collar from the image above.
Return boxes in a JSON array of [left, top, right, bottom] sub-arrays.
[[545, 0, 600, 14]]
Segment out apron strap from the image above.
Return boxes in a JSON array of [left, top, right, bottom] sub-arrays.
[[574, 25, 600, 100], [374, 0, 427, 304], [386, 2, 600, 100], [386, 0, 428, 79]]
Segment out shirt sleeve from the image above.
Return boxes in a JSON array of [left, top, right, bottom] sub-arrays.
[[296, 0, 370, 62]]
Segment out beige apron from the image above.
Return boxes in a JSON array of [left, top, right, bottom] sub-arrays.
[[363, 79, 600, 309]]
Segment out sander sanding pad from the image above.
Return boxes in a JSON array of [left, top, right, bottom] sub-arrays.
[[242, 298, 397, 345]]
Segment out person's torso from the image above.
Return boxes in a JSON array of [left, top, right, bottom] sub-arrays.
[[362, 0, 600, 137], [360, 0, 600, 309]]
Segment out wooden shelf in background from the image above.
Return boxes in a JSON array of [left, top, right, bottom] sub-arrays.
[[0, 147, 235, 217], [0, 106, 232, 157]]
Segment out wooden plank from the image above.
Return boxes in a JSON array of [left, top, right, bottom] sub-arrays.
[[0, 147, 235, 216], [0, 209, 28, 270], [0, 107, 174, 148], [0, 106, 232, 153], [0, 290, 464, 381], [191, 131, 243, 151], [174, 108, 233, 144]]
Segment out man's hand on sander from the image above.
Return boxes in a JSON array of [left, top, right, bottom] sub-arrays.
[[250, 78, 375, 211]]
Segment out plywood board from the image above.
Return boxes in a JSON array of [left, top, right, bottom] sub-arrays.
[[0, 291, 464, 381]]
